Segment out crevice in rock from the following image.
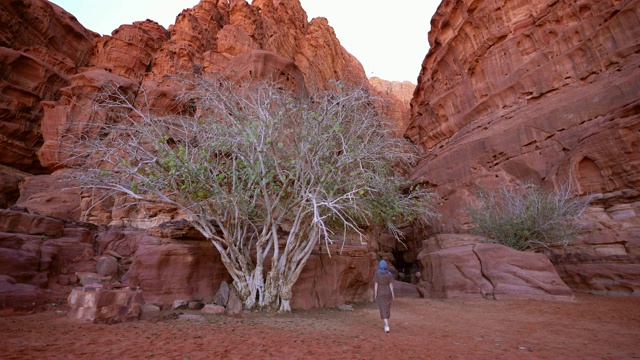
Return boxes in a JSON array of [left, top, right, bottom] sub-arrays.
[[472, 244, 496, 299]]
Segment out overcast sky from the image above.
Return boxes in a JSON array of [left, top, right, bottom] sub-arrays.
[[48, 0, 439, 83]]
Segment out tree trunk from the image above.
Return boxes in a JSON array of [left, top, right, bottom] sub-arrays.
[[277, 284, 293, 313]]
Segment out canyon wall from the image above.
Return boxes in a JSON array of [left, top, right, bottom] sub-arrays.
[[369, 77, 415, 135], [0, 0, 97, 174], [0, 0, 407, 312], [407, 0, 640, 295]]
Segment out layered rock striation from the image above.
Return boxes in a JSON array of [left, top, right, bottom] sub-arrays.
[[0, 0, 97, 173], [407, 0, 640, 295]]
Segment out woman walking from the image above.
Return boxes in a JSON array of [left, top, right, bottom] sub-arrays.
[[374, 259, 395, 333]]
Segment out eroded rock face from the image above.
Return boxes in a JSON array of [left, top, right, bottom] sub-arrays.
[[417, 235, 574, 301], [0, 0, 97, 173], [120, 227, 376, 309], [0, 0, 406, 313], [120, 234, 232, 307], [0, 209, 96, 313], [368, 77, 415, 136], [291, 244, 375, 309], [90, 21, 169, 80], [25, 0, 386, 228], [15, 170, 82, 220], [407, 0, 640, 295]]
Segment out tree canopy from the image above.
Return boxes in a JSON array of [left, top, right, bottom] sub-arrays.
[[65, 77, 436, 311]]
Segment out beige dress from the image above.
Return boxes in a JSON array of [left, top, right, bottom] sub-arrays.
[[374, 272, 393, 319]]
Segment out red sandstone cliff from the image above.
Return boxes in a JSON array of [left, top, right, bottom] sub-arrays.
[[407, 0, 640, 295], [369, 77, 415, 135], [2, 0, 405, 175], [0, 0, 396, 312], [5, 0, 630, 314], [0, 0, 97, 173]]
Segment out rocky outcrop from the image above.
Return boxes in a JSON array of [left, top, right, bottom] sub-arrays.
[[369, 77, 414, 107], [90, 20, 169, 80], [0, 209, 377, 313], [67, 285, 143, 324], [0, 0, 97, 173], [26, 0, 384, 227], [121, 226, 375, 309], [0, 208, 96, 313], [0, 0, 392, 313], [120, 232, 232, 306], [406, 0, 640, 295], [368, 77, 415, 136], [417, 234, 575, 301], [291, 244, 375, 309], [15, 170, 82, 220]]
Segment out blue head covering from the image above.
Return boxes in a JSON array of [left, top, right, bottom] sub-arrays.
[[377, 260, 391, 275]]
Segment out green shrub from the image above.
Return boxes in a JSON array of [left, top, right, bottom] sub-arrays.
[[467, 183, 590, 251]]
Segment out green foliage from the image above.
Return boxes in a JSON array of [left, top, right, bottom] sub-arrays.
[[467, 183, 590, 251]]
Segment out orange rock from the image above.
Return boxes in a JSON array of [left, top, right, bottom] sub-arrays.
[[0, 0, 96, 173], [368, 77, 416, 136], [407, 0, 640, 295], [0, 0, 412, 313], [417, 235, 574, 301]]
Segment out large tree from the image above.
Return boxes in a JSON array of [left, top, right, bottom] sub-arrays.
[[64, 77, 435, 312]]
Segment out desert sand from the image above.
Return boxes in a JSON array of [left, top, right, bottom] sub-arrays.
[[1, 294, 639, 359]]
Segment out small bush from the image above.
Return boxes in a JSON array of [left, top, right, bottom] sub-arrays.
[[467, 183, 590, 251]]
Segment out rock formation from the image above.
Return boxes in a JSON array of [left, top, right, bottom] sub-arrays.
[[0, 0, 409, 313], [368, 77, 415, 135], [407, 0, 640, 296], [0, 0, 97, 173], [0, 207, 96, 313], [417, 234, 574, 301], [6, 0, 634, 314]]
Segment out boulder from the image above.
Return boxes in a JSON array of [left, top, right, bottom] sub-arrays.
[[67, 285, 143, 324], [188, 301, 204, 310], [417, 234, 575, 301], [96, 255, 119, 278], [213, 280, 230, 306], [225, 287, 243, 316], [140, 303, 161, 320], [201, 303, 225, 315], [172, 299, 188, 310], [76, 272, 114, 287]]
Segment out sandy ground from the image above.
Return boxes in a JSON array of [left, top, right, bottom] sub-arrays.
[[0, 294, 639, 359]]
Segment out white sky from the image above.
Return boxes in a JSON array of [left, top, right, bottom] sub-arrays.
[[48, 0, 439, 83]]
